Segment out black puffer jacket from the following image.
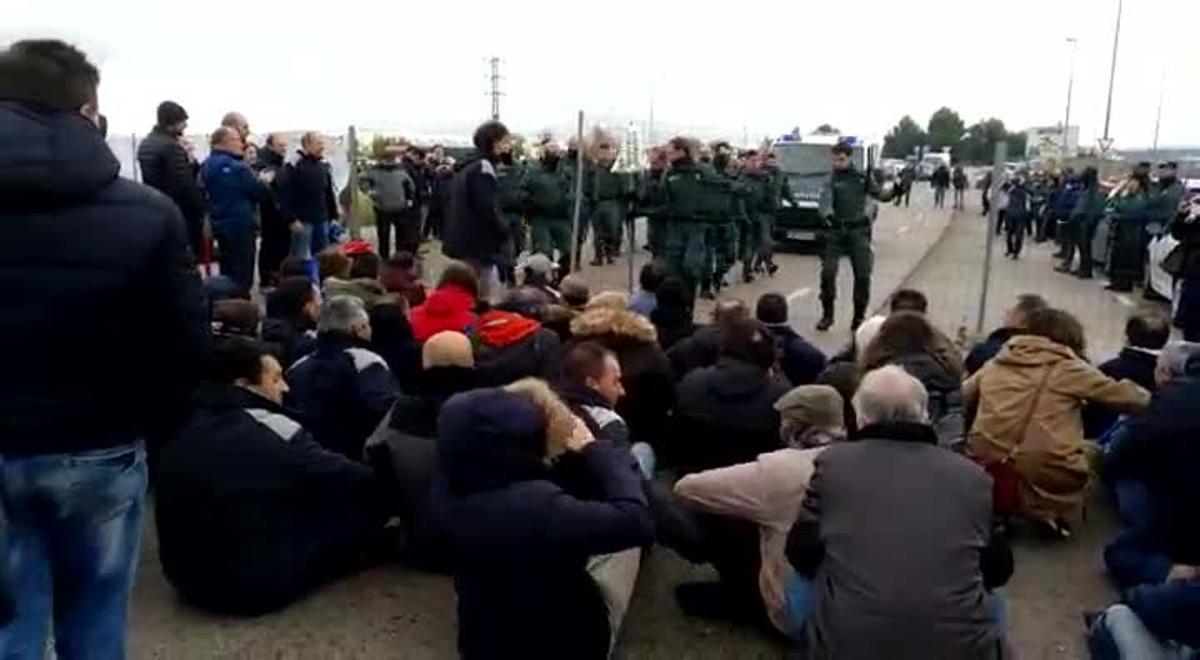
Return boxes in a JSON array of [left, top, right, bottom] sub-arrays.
[[136, 126, 206, 225], [279, 152, 338, 224], [0, 102, 211, 455], [671, 357, 791, 473], [444, 155, 508, 264]]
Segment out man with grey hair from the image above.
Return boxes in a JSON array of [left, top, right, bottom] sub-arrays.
[[286, 296, 398, 459], [1104, 341, 1200, 593], [785, 364, 1013, 658]]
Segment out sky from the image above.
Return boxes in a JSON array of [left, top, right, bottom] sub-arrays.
[[5, 0, 1198, 148]]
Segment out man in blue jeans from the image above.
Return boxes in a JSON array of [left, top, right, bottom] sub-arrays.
[[0, 41, 211, 658]]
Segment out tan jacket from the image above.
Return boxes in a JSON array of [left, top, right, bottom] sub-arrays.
[[964, 335, 1150, 521]]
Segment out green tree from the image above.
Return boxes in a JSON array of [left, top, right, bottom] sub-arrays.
[[955, 118, 1010, 164], [927, 107, 965, 152], [882, 115, 928, 159], [812, 123, 840, 135]]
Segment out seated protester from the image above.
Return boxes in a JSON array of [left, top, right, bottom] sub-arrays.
[[667, 299, 749, 381], [317, 248, 352, 282], [518, 253, 563, 303], [673, 385, 845, 638], [815, 315, 886, 435], [262, 276, 320, 368], [277, 255, 311, 281], [964, 308, 1149, 538], [473, 289, 562, 387], [211, 299, 261, 339], [368, 297, 420, 389], [287, 296, 399, 460], [587, 290, 630, 311], [756, 293, 826, 386], [438, 381, 654, 660], [363, 331, 477, 570], [379, 251, 427, 308], [786, 366, 1014, 658], [156, 338, 383, 615], [671, 317, 791, 474], [629, 260, 667, 318], [889, 287, 929, 314], [558, 341, 655, 478], [860, 311, 965, 447], [1103, 342, 1200, 590], [650, 277, 696, 351], [569, 305, 675, 456], [965, 293, 1048, 375], [1084, 310, 1170, 438], [348, 249, 381, 280], [560, 273, 591, 312], [1088, 585, 1200, 660], [410, 259, 479, 342]]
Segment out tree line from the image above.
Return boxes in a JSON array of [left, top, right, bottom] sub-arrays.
[[882, 107, 1028, 164]]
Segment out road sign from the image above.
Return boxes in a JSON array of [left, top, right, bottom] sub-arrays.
[[1098, 137, 1115, 153]]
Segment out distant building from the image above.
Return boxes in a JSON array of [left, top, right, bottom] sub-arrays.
[[1024, 125, 1080, 159]]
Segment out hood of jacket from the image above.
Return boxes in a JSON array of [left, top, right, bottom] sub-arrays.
[[476, 310, 542, 348], [437, 388, 548, 495], [992, 334, 1077, 368], [189, 381, 300, 419], [411, 284, 477, 341], [0, 102, 119, 207], [569, 307, 658, 346]]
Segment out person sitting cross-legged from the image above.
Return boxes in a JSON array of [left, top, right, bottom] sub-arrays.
[[155, 337, 385, 615], [786, 366, 1014, 658], [671, 385, 846, 638], [287, 295, 399, 460]]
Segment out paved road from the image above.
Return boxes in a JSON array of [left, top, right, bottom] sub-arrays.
[[127, 187, 1149, 658]]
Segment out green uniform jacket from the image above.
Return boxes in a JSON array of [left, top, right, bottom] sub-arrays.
[[635, 168, 668, 219], [521, 159, 571, 218], [591, 163, 630, 203], [763, 167, 796, 214], [1149, 180, 1184, 231], [1108, 193, 1150, 225], [819, 167, 889, 227], [1070, 187, 1106, 226], [664, 160, 725, 221], [496, 161, 527, 214]]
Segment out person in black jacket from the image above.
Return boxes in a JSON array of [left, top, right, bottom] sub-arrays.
[[156, 338, 383, 615], [965, 293, 1048, 375], [255, 133, 292, 286], [1085, 310, 1170, 437], [286, 295, 399, 460], [444, 120, 513, 301], [437, 382, 654, 660], [137, 99, 207, 259], [756, 293, 827, 386], [1173, 196, 1200, 341], [364, 330, 477, 570], [0, 41, 211, 658], [280, 131, 339, 257], [667, 299, 749, 381], [262, 276, 320, 368], [670, 317, 791, 473]]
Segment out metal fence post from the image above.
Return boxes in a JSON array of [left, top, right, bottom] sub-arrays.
[[569, 111, 586, 272], [347, 125, 360, 240], [976, 141, 1007, 335]]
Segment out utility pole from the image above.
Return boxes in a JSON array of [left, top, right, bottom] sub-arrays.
[[1062, 37, 1078, 157], [1102, 0, 1122, 141], [1151, 66, 1165, 158], [488, 57, 503, 120], [647, 97, 655, 146]]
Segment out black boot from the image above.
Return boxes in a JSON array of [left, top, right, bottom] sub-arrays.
[[742, 267, 755, 284], [816, 300, 835, 332], [851, 304, 867, 331]]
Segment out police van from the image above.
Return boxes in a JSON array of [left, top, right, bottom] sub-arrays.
[[771, 134, 880, 247]]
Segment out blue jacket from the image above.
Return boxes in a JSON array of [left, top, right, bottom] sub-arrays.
[[437, 388, 653, 660], [1124, 579, 1200, 649], [200, 149, 268, 228], [156, 384, 380, 614], [0, 102, 211, 454], [286, 332, 399, 460], [764, 323, 828, 386]]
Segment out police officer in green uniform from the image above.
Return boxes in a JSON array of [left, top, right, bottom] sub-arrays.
[[1149, 161, 1185, 236], [1105, 174, 1151, 292], [816, 142, 893, 332], [702, 142, 744, 298], [564, 139, 592, 269], [636, 146, 670, 259], [495, 155, 527, 286], [756, 151, 796, 277], [589, 139, 626, 266], [522, 138, 573, 274], [1058, 166, 1105, 278], [662, 137, 711, 296]]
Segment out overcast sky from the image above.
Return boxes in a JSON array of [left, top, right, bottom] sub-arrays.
[[6, 0, 1198, 148]]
